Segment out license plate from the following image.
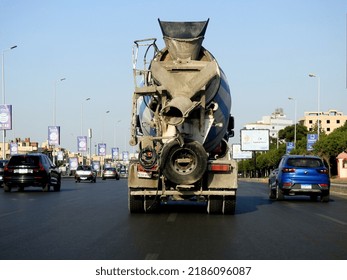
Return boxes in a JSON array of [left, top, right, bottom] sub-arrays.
[[138, 171, 152, 178], [301, 184, 312, 189], [14, 169, 32, 174]]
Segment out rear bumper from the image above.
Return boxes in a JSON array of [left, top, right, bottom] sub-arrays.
[[75, 175, 95, 181], [280, 183, 330, 195], [4, 177, 47, 187]]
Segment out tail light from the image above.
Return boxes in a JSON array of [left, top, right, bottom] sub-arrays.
[[34, 162, 45, 172], [4, 165, 13, 173], [282, 168, 295, 173], [320, 184, 329, 188], [208, 164, 231, 172], [318, 169, 328, 174]]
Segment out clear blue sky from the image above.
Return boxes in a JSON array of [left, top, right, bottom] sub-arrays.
[[1, 0, 346, 153]]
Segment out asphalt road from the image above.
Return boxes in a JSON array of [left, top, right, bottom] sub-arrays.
[[0, 178, 346, 260]]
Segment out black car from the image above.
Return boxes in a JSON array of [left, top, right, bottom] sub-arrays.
[[3, 153, 61, 192], [0, 159, 9, 187]]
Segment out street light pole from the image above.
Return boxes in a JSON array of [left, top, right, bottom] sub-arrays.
[[53, 78, 66, 126], [81, 97, 91, 135], [288, 97, 297, 147], [308, 73, 320, 139], [1, 45, 17, 160], [102, 110, 110, 142]]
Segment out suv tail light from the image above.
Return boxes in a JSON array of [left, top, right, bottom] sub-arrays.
[[34, 162, 45, 172], [4, 165, 13, 173], [282, 168, 296, 173]]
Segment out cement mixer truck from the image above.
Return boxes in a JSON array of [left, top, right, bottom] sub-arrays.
[[128, 19, 238, 214]]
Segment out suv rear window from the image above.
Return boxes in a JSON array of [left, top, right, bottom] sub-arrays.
[[286, 158, 323, 168], [9, 155, 40, 166]]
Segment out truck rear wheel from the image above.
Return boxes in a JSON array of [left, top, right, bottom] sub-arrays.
[[223, 196, 236, 214], [207, 196, 223, 214], [128, 191, 144, 213], [144, 196, 160, 213]]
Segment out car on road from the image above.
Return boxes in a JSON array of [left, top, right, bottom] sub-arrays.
[[75, 165, 96, 183], [3, 153, 61, 192], [102, 167, 120, 180], [119, 165, 128, 178], [268, 155, 330, 202], [0, 159, 9, 187]]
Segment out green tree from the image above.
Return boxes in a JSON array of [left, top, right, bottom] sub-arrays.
[[313, 121, 347, 175]]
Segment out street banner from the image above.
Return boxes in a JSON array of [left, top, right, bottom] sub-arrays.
[[112, 147, 119, 160], [232, 144, 252, 159], [10, 142, 18, 155], [307, 134, 318, 151], [240, 129, 270, 151], [286, 142, 295, 154], [57, 151, 64, 161], [69, 157, 78, 171], [48, 126, 60, 145], [98, 143, 106, 156], [77, 136, 87, 152], [122, 151, 129, 162], [92, 161, 100, 171], [0, 104, 12, 130]]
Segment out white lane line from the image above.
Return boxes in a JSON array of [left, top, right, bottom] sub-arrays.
[[145, 253, 159, 260], [316, 214, 347, 226], [0, 210, 22, 218], [167, 213, 177, 223]]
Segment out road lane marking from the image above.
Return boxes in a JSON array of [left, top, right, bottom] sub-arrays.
[[145, 253, 159, 260], [316, 214, 347, 226], [167, 213, 177, 222], [0, 210, 22, 218]]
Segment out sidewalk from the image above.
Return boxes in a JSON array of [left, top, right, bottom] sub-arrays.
[[330, 178, 347, 195], [238, 177, 347, 195]]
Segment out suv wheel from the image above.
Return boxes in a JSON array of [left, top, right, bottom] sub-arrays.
[[276, 184, 284, 201], [54, 179, 61, 191], [3, 184, 11, 192]]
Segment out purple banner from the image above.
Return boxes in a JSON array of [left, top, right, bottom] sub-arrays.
[[10, 143, 18, 155], [69, 157, 78, 171], [98, 143, 106, 156], [112, 147, 119, 160], [48, 126, 60, 145], [77, 136, 87, 152], [0, 105, 12, 130]]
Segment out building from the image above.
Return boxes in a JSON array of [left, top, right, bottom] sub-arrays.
[[301, 109, 347, 135], [244, 108, 293, 138], [0, 138, 39, 159]]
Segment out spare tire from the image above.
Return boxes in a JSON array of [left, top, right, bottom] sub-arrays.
[[162, 141, 207, 184]]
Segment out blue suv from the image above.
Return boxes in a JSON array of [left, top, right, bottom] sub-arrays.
[[269, 155, 330, 202]]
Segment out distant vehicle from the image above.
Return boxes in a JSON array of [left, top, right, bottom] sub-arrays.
[[119, 165, 128, 178], [268, 155, 330, 202], [3, 153, 61, 192], [75, 165, 96, 183], [102, 167, 120, 180], [0, 159, 9, 187]]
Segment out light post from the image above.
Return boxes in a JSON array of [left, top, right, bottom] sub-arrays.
[[53, 78, 66, 126], [101, 110, 110, 142], [288, 97, 297, 147], [308, 73, 320, 139], [81, 97, 91, 135], [114, 120, 121, 146], [1, 45, 17, 160]]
